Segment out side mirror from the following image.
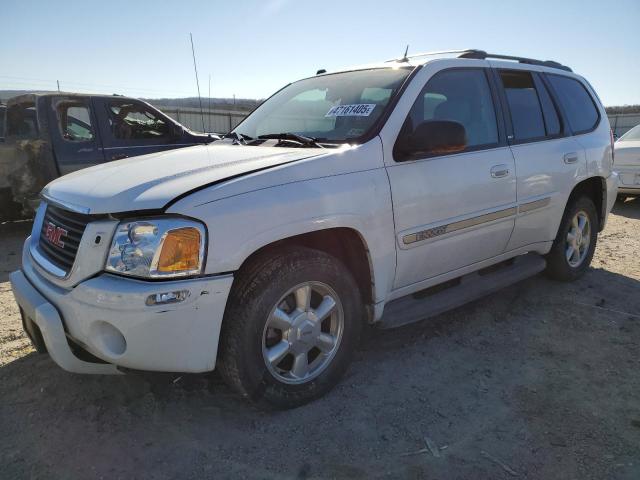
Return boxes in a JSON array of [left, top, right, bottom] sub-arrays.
[[397, 120, 467, 160]]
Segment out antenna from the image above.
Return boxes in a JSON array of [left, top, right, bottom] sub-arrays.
[[208, 74, 212, 134], [189, 33, 206, 133], [400, 44, 409, 62]]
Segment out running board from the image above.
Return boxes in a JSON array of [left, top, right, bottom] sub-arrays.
[[379, 254, 546, 329]]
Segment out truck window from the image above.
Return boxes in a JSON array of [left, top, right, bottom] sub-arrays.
[[405, 68, 499, 149], [6, 102, 38, 138], [499, 70, 546, 141], [106, 102, 170, 140], [56, 102, 94, 142], [546, 75, 599, 134]]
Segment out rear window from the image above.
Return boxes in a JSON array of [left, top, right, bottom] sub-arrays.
[[547, 75, 599, 134]]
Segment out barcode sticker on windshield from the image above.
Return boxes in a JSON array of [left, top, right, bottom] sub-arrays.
[[325, 104, 376, 117]]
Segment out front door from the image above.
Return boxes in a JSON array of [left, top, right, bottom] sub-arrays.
[[385, 67, 517, 289], [94, 98, 188, 162]]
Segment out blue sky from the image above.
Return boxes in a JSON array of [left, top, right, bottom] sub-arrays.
[[1, 0, 639, 105]]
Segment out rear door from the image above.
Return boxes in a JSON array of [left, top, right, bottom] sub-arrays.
[[48, 96, 105, 175], [492, 66, 589, 250], [94, 98, 189, 161], [384, 66, 517, 289]]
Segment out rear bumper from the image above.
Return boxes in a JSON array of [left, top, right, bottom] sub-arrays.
[[603, 172, 619, 227], [11, 238, 234, 374], [615, 166, 640, 194]]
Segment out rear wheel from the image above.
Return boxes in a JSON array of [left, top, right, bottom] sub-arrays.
[[545, 196, 598, 281], [218, 246, 362, 409]]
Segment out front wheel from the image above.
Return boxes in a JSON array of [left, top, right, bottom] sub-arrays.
[[545, 196, 598, 281], [218, 246, 362, 409]]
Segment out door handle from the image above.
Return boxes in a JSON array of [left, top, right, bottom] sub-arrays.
[[564, 152, 579, 164], [490, 164, 510, 178], [111, 153, 128, 161]]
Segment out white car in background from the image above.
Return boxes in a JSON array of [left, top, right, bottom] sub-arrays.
[[615, 124, 640, 198]]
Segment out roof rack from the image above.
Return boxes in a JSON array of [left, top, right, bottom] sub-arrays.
[[459, 50, 572, 72], [387, 48, 572, 72]]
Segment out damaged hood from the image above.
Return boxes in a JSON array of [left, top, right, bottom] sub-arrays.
[[43, 144, 325, 214]]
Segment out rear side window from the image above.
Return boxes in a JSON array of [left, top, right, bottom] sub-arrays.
[[547, 75, 599, 134], [55, 102, 94, 142], [499, 70, 546, 141]]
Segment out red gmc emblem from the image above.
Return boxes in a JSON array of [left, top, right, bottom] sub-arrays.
[[45, 222, 67, 248]]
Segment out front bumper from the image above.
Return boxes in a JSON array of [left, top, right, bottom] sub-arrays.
[[10, 238, 234, 374]]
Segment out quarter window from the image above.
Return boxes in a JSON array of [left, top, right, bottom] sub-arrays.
[[547, 75, 599, 134], [403, 69, 499, 151], [499, 71, 546, 141]]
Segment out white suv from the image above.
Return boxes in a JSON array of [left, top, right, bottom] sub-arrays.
[[11, 50, 618, 408]]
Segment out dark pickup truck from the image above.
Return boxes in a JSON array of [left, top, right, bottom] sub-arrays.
[[0, 93, 217, 219]]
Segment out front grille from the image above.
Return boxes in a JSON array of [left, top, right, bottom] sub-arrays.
[[38, 204, 92, 274]]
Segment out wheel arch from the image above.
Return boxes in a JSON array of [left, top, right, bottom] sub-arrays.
[[233, 227, 376, 321], [566, 176, 607, 231]]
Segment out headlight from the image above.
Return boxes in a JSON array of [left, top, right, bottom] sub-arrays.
[[105, 218, 206, 279]]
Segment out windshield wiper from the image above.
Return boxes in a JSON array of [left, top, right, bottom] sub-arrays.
[[258, 132, 324, 148], [222, 132, 254, 144]]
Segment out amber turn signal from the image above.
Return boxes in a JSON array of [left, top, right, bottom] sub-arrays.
[[156, 227, 202, 273]]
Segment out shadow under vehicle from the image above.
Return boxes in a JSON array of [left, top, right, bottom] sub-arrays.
[[0, 93, 218, 220]]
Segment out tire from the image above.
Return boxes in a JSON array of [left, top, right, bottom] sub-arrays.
[[545, 195, 598, 282], [218, 246, 362, 409]]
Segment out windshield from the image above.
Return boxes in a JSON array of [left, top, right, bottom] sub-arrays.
[[233, 68, 412, 144], [618, 124, 640, 142]]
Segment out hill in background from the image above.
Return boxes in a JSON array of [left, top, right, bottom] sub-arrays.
[[0, 90, 261, 111]]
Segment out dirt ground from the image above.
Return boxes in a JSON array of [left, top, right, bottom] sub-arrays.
[[1, 200, 639, 480]]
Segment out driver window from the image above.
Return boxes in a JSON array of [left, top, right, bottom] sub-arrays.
[[405, 69, 499, 149], [107, 102, 170, 141]]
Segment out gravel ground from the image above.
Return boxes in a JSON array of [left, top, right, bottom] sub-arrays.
[[1, 199, 639, 480]]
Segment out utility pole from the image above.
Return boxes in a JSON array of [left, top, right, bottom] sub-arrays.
[[57, 80, 60, 92]]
